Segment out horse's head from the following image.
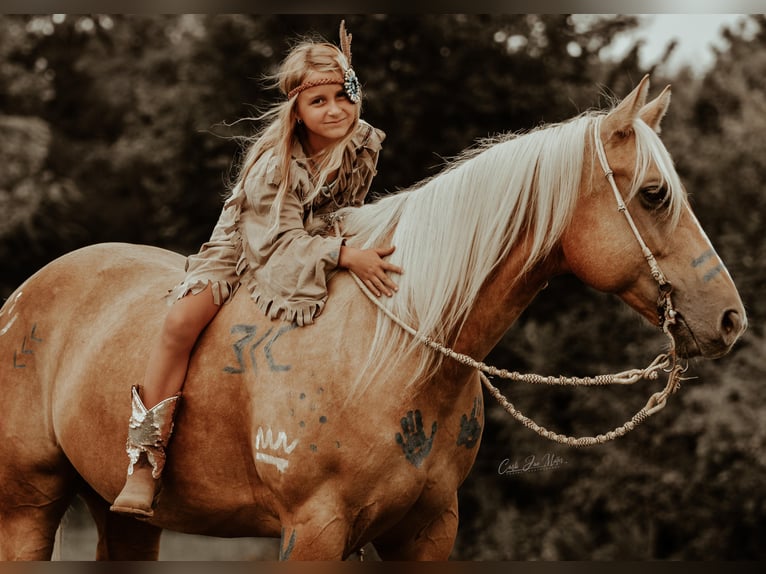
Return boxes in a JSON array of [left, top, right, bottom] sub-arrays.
[[561, 76, 746, 359]]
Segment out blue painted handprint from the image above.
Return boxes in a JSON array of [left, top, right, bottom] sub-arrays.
[[395, 409, 437, 468]]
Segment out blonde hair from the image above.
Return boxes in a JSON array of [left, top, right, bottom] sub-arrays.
[[235, 40, 361, 236]]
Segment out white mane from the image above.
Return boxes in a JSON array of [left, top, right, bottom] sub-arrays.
[[338, 111, 685, 396]]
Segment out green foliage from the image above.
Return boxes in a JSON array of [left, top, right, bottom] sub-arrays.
[[0, 14, 763, 560]]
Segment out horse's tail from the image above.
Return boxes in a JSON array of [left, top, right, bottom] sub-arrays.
[[52, 525, 63, 560]]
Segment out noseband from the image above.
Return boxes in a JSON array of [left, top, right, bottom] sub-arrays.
[[351, 116, 687, 446]]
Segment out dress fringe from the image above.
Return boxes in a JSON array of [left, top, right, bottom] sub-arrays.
[[248, 282, 325, 327], [166, 279, 236, 306]]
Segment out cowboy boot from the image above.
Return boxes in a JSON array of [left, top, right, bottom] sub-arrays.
[[110, 385, 181, 518]]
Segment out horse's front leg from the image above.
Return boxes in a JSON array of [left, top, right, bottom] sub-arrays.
[[373, 493, 459, 561], [278, 496, 352, 560]]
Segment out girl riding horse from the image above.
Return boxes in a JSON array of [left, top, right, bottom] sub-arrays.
[[110, 21, 403, 518]]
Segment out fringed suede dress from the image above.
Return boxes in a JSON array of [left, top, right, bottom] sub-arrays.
[[169, 120, 385, 326]]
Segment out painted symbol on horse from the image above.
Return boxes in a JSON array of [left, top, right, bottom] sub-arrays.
[[395, 409, 438, 468], [11, 324, 44, 369], [0, 76, 746, 560], [456, 396, 483, 449], [254, 426, 299, 473]]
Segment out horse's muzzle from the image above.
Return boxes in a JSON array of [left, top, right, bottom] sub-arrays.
[[671, 308, 747, 360]]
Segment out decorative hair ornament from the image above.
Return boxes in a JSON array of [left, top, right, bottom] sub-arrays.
[[287, 77, 344, 100], [343, 68, 361, 103], [339, 20, 361, 103], [339, 20, 353, 65], [287, 20, 362, 104]]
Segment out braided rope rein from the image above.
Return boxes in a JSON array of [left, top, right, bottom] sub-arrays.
[[351, 272, 685, 447]]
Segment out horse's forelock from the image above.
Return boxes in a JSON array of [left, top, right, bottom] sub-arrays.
[[629, 119, 687, 229]]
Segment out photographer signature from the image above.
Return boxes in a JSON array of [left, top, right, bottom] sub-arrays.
[[498, 453, 568, 475]]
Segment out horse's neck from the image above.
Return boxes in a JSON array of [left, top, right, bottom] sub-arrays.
[[452, 239, 562, 365]]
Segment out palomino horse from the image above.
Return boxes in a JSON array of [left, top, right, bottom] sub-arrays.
[[0, 77, 746, 560]]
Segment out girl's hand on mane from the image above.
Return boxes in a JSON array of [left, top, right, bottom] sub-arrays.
[[339, 245, 403, 297]]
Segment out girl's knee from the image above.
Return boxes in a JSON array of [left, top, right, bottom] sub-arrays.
[[160, 304, 212, 350]]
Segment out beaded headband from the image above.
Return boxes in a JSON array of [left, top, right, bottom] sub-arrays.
[[287, 20, 361, 103]]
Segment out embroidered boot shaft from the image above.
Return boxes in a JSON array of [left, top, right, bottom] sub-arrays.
[[111, 385, 181, 517], [126, 385, 181, 479]]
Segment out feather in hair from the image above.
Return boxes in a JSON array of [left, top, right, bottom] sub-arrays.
[[339, 20, 353, 66]]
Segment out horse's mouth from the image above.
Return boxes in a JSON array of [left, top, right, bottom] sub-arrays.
[[670, 312, 731, 360], [669, 314, 701, 359]]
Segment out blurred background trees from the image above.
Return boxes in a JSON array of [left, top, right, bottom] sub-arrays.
[[1, 14, 763, 560]]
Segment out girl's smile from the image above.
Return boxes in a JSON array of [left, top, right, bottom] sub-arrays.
[[295, 75, 357, 155]]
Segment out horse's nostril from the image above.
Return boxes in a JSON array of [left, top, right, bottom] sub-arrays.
[[721, 309, 746, 345]]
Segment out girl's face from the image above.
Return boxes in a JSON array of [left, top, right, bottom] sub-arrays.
[[295, 74, 356, 156]]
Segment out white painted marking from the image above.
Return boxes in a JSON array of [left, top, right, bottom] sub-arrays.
[[0, 292, 22, 318], [255, 452, 289, 473], [255, 427, 298, 454], [0, 314, 17, 337], [254, 426, 299, 473]]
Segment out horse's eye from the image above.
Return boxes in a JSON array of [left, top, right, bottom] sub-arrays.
[[639, 185, 669, 210]]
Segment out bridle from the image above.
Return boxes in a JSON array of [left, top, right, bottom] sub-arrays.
[[593, 115, 678, 335], [350, 115, 687, 446]]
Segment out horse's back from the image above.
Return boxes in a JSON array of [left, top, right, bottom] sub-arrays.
[[2, 242, 185, 331], [1, 244, 177, 413], [38, 242, 185, 301], [0, 242, 185, 410]]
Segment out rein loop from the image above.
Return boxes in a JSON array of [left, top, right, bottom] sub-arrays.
[[350, 116, 686, 446]]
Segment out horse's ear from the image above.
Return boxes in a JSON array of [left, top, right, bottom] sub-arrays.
[[602, 74, 651, 141], [639, 85, 671, 133]]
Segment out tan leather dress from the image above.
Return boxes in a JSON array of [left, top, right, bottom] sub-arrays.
[[169, 121, 384, 326]]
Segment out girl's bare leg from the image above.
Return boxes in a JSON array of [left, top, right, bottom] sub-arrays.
[[142, 285, 221, 407]]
